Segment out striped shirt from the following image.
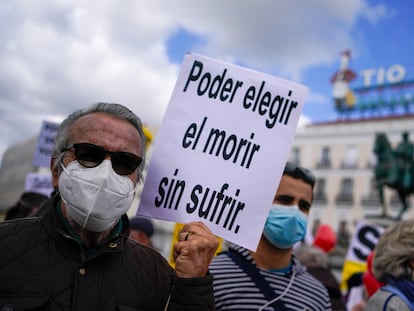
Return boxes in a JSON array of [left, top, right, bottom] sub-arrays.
[[209, 244, 332, 310]]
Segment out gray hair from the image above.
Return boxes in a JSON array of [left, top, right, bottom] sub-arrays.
[[52, 102, 146, 181], [294, 243, 329, 268], [372, 219, 414, 282]]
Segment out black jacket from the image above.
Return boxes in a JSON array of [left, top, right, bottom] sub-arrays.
[[0, 196, 214, 311]]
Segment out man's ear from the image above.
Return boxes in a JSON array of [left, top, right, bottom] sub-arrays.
[[50, 157, 59, 189]]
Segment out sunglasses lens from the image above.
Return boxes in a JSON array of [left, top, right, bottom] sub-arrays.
[[70, 143, 141, 175], [74, 143, 105, 168], [112, 153, 141, 175]]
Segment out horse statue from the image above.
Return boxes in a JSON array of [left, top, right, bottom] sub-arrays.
[[372, 132, 414, 220]]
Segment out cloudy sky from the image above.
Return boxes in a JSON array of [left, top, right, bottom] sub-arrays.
[[1, 0, 413, 164]]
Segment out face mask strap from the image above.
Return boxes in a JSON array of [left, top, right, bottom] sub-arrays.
[[60, 162, 68, 174]]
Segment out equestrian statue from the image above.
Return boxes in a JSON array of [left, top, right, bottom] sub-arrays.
[[373, 131, 414, 220]]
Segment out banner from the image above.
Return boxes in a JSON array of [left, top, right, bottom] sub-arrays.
[[32, 120, 60, 168], [24, 172, 54, 197], [138, 53, 308, 251], [340, 220, 385, 291]]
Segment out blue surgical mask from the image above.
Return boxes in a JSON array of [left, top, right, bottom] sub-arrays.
[[263, 204, 308, 249]]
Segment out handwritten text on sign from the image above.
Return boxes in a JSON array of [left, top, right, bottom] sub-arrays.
[[138, 53, 308, 251], [33, 120, 60, 168]]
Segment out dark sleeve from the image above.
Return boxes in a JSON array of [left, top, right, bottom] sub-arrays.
[[167, 274, 215, 311]]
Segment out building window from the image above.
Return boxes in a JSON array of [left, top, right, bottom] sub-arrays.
[[335, 178, 353, 205], [342, 178, 353, 196], [317, 147, 331, 168], [367, 153, 377, 169], [290, 147, 300, 165], [314, 178, 327, 204], [361, 177, 381, 206], [343, 145, 358, 168]]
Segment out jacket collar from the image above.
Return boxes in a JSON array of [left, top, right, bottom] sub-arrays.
[[39, 194, 131, 260]]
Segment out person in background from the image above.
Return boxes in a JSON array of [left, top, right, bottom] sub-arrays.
[[129, 216, 154, 247], [345, 250, 383, 311], [209, 162, 331, 310], [365, 219, 414, 311], [311, 218, 321, 241], [5, 191, 49, 220], [336, 220, 350, 251], [344, 272, 365, 311], [295, 224, 346, 310], [0, 102, 218, 310]]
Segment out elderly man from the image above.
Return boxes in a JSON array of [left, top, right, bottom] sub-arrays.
[[0, 103, 218, 310], [209, 162, 332, 310]]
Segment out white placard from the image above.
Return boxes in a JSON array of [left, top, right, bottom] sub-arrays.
[[345, 220, 385, 263], [138, 53, 308, 251], [32, 120, 60, 168], [24, 172, 54, 197]]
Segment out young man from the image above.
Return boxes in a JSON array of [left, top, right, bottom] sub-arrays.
[[209, 162, 332, 310], [0, 103, 218, 310]]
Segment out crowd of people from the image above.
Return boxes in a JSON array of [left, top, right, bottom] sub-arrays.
[[0, 102, 413, 311]]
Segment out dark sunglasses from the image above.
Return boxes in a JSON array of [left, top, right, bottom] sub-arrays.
[[284, 162, 316, 185], [63, 143, 142, 175]]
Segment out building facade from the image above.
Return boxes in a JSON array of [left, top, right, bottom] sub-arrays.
[[289, 114, 414, 237]]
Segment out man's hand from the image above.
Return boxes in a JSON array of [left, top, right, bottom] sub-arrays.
[[173, 221, 219, 278]]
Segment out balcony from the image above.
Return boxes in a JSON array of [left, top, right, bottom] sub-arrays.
[[341, 162, 358, 169], [335, 193, 353, 206], [316, 160, 331, 169], [361, 193, 381, 207], [313, 193, 327, 204]]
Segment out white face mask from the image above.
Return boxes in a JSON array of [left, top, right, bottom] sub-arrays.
[[58, 160, 135, 232]]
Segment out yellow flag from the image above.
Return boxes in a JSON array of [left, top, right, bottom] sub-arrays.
[[168, 223, 223, 268]]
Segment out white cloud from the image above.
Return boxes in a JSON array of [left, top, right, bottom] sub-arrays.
[[0, 0, 390, 163], [298, 115, 312, 128]]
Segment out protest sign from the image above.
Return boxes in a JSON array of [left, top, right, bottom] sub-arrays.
[[33, 120, 60, 167], [24, 172, 54, 197], [137, 53, 308, 251], [340, 220, 385, 291]]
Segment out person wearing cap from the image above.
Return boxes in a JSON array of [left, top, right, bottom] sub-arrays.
[[209, 162, 331, 310], [129, 216, 154, 247]]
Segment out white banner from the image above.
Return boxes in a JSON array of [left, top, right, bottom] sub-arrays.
[[138, 53, 308, 251], [345, 220, 385, 263], [24, 172, 54, 197], [33, 120, 60, 168]]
